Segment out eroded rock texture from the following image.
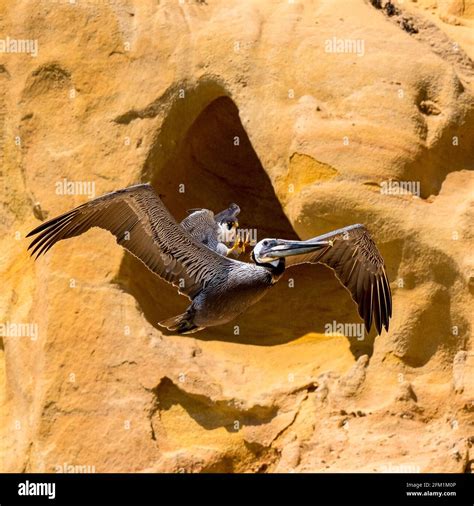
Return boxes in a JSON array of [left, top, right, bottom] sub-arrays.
[[0, 0, 472, 473]]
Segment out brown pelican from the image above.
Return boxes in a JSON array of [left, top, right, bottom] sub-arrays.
[[180, 203, 246, 257], [27, 183, 391, 335]]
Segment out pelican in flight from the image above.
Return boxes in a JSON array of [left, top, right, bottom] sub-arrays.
[[27, 184, 392, 335]]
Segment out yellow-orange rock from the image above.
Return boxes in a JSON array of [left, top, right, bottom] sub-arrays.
[[0, 0, 472, 473]]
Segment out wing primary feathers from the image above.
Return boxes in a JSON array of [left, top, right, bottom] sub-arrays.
[[374, 278, 383, 335], [365, 282, 374, 334], [285, 224, 391, 335], [346, 258, 359, 284], [26, 211, 75, 237], [381, 268, 392, 319], [29, 215, 75, 255]]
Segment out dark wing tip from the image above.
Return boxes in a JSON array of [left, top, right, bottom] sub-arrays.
[[347, 230, 391, 336], [26, 212, 69, 237], [369, 272, 392, 336], [382, 270, 392, 332], [26, 213, 72, 259]]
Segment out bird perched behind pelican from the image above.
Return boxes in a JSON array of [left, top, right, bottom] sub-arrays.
[[27, 183, 392, 335]]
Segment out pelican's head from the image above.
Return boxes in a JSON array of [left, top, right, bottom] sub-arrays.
[[251, 238, 331, 267]]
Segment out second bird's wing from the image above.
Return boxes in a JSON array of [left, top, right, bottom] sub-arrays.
[[285, 224, 392, 334], [180, 209, 220, 251], [27, 183, 234, 300]]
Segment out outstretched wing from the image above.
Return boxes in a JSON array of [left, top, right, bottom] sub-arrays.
[[27, 183, 234, 300], [286, 224, 392, 334]]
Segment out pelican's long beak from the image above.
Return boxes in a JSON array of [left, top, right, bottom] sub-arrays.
[[267, 239, 332, 258]]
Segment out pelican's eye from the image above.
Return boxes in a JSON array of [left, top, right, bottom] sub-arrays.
[[263, 240, 268, 246]]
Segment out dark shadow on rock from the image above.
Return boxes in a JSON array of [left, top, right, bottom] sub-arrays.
[[152, 377, 277, 433]]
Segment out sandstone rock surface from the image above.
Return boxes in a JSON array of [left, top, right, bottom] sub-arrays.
[[0, 0, 472, 473]]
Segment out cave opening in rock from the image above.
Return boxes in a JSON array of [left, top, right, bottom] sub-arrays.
[[116, 86, 374, 353]]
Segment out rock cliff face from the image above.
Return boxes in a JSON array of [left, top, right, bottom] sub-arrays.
[[0, 0, 472, 473]]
